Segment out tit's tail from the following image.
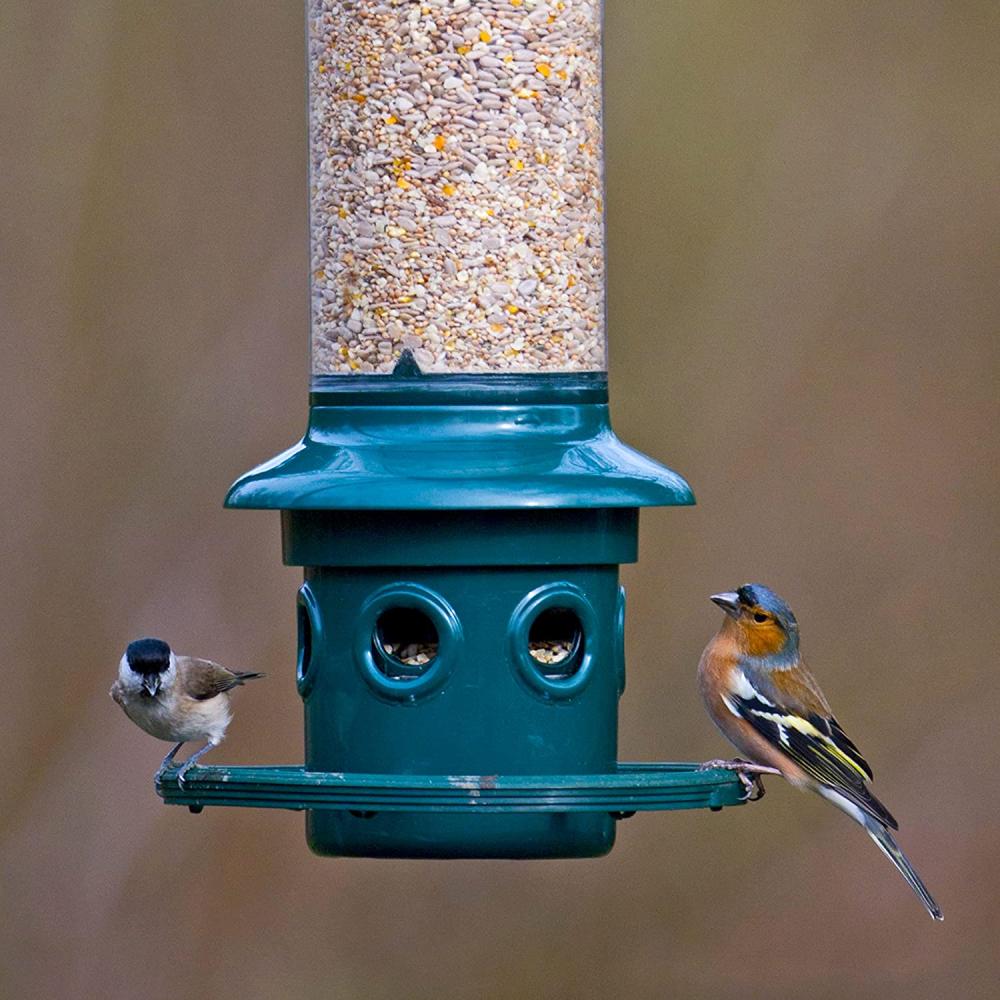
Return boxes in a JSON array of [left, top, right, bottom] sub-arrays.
[[233, 671, 265, 684], [863, 817, 943, 921]]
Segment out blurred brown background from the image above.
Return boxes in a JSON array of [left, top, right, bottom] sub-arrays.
[[2, 2, 998, 998]]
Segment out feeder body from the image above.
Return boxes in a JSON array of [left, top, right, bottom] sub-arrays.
[[296, 549, 623, 858], [286, 504, 635, 858], [221, 398, 692, 858], [308, 0, 606, 375]]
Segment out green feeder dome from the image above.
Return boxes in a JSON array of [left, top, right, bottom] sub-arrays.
[[157, 0, 745, 858]]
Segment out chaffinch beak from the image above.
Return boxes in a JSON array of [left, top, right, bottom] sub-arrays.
[[710, 591, 742, 618]]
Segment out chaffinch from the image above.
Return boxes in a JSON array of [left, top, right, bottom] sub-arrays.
[[698, 583, 942, 921]]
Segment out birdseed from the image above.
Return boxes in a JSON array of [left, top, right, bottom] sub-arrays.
[[308, 0, 607, 375], [383, 642, 438, 666], [528, 639, 574, 665]]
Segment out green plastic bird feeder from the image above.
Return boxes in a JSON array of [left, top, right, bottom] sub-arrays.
[[157, 0, 744, 857]]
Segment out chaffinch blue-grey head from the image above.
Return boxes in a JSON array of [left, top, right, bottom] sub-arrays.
[[698, 583, 942, 921]]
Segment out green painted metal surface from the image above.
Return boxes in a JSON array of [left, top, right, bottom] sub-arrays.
[[281, 508, 640, 567], [298, 560, 620, 856], [225, 400, 694, 511], [207, 376, 735, 858], [157, 763, 745, 813], [309, 369, 609, 407]]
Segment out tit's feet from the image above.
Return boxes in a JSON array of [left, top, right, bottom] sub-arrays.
[[156, 742, 185, 782], [175, 763, 196, 788], [173, 742, 217, 788], [698, 758, 781, 802]]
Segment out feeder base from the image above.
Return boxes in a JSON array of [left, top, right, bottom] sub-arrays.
[[156, 763, 745, 860], [308, 810, 614, 859]]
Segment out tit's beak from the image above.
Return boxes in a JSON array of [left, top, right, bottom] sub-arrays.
[[710, 592, 742, 619], [142, 675, 161, 697]]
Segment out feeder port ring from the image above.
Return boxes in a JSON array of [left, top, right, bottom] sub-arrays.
[[353, 582, 462, 704], [508, 582, 598, 701], [296, 583, 323, 699]]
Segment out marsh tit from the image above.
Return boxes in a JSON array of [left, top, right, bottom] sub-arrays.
[[110, 637, 263, 786]]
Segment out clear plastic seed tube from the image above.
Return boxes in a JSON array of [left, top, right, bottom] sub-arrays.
[[308, 0, 607, 375]]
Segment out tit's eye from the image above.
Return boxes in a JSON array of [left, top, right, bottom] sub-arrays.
[[752, 612, 769, 623]]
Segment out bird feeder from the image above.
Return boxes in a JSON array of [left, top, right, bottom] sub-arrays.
[[158, 0, 744, 857]]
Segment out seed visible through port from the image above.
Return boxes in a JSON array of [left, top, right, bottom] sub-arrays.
[[383, 642, 438, 666], [528, 639, 573, 665]]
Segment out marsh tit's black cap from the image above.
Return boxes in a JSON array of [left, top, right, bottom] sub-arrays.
[[125, 637, 172, 676]]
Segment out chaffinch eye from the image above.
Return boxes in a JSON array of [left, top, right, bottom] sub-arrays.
[[752, 612, 769, 623]]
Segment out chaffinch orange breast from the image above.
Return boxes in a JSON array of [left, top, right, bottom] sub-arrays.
[[698, 583, 942, 921]]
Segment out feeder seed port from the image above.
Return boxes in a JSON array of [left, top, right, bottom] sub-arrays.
[[528, 606, 584, 679], [376, 605, 582, 676], [373, 606, 440, 678]]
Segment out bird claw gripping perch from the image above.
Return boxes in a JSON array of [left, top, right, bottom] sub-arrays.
[[698, 758, 781, 802]]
